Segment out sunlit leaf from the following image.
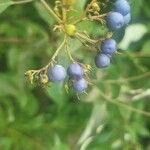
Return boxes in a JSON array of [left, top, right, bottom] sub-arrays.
[[0, 0, 12, 14], [35, 1, 54, 25], [119, 24, 147, 49]]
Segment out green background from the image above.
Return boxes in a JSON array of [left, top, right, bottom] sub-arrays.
[[0, 0, 150, 149]]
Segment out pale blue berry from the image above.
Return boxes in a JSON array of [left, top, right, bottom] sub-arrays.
[[107, 12, 124, 31], [67, 63, 84, 79], [73, 78, 87, 93], [124, 13, 131, 25], [101, 38, 117, 55], [95, 54, 111, 68], [48, 65, 66, 82], [114, 0, 130, 16]]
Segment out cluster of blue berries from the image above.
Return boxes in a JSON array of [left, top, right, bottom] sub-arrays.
[[95, 0, 131, 68], [26, 0, 131, 94], [107, 0, 131, 31], [48, 63, 87, 93]]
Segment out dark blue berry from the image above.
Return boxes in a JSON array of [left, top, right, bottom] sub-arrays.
[[114, 0, 130, 16], [73, 78, 87, 93], [101, 38, 117, 55], [124, 13, 131, 25], [67, 63, 84, 79], [107, 12, 124, 31], [95, 54, 111, 68], [48, 65, 66, 82]]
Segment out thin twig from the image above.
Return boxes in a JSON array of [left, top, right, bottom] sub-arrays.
[[27, 35, 66, 74], [61, 0, 67, 23], [99, 90, 150, 117], [71, 2, 88, 24], [76, 32, 99, 45], [40, 0, 62, 24], [104, 72, 150, 84], [50, 35, 66, 63], [64, 36, 75, 62]]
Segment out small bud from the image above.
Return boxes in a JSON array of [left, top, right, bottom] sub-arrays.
[[25, 70, 35, 84], [25, 70, 34, 76], [91, 2, 100, 12], [65, 24, 76, 37], [83, 64, 92, 72], [40, 74, 49, 84]]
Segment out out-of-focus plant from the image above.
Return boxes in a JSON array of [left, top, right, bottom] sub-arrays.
[[0, 0, 150, 150]]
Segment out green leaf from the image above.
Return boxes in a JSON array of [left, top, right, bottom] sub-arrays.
[[142, 40, 150, 52], [0, 0, 12, 14], [46, 83, 68, 107], [119, 24, 147, 50], [0, 137, 12, 150], [111, 84, 121, 99], [35, 1, 54, 25], [23, 94, 38, 115], [7, 48, 19, 70], [77, 21, 99, 35], [76, 0, 87, 9], [16, 115, 44, 131], [0, 98, 15, 123], [53, 135, 70, 150], [0, 74, 17, 97], [130, 0, 142, 19], [0, 107, 7, 130]]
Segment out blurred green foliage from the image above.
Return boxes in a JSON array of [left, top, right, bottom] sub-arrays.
[[0, 0, 150, 150]]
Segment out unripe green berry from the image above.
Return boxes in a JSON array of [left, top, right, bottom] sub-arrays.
[[65, 24, 77, 36], [91, 2, 100, 12]]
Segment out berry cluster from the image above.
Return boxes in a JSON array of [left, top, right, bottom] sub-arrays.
[[47, 63, 88, 93], [67, 63, 87, 93], [95, 0, 131, 69], [107, 0, 131, 31], [25, 0, 131, 94]]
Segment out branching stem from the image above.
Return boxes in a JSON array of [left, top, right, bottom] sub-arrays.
[[61, 0, 67, 23], [28, 35, 66, 74], [64, 37, 75, 62], [99, 90, 150, 117], [40, 0, 62, 24], [50, 35, 66, 64], [76, 32, 99, 45]]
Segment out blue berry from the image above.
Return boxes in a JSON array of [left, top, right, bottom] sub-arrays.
[[114, 0, 130, 16], [73, 78, 87, 93], [48, 65, 66, 82], [101, 38, 117, 55], [67, 63, 84, 79], [124, 13, 131, 25], [95, 54, 111, 68], [107, 12, 124, 31]]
